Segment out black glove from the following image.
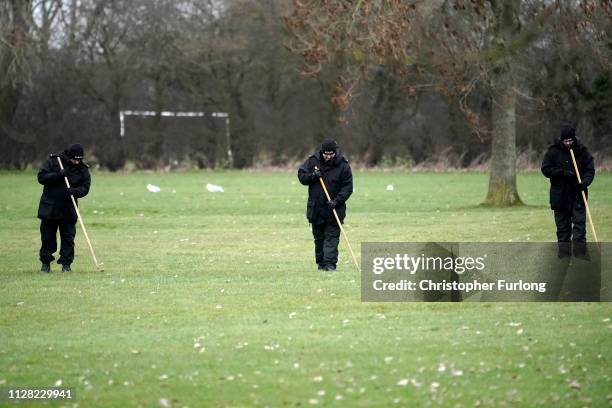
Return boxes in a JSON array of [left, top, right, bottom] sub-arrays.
[[563, 169, 575, 179], [576, 181, 588, 191], [59, 168, 69, 177], [312, 168, 321, 179], [66, 187, 77, 197], [327, 199, 337, 209]]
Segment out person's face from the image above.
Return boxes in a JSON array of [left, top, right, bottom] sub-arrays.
[[562, 138, 574, 148], [322, 151, 335, 162], [69, 158, 81, 165]]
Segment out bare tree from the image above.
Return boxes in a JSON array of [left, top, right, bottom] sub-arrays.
[[73, 0, 139, 170], [285, 0, 611, 205], [0, 0, 35, 167], [1, 0, 607, 170]]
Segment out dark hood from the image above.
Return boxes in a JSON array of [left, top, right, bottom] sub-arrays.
[[315, 149, 346, 166], [553, 137, 586, 153], [55, 152, 88, 168]]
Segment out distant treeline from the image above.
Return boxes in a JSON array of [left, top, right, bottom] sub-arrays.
[[1, 0, 610, 170]]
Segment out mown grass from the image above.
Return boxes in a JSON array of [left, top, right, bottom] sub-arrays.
[[0, 170, 611, 407]]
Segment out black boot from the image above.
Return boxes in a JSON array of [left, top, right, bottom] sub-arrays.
[[557, 242, 571, 259], [61, 264, 71, 272], [41, 263, 51, 273], [573, 242, 590, 261]]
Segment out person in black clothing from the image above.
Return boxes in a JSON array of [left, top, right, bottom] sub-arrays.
[[38, 144, 91, 272], [541, 125, 595, 257], [298, 139, 353, 271]]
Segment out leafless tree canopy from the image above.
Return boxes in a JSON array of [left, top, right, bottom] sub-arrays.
[[0, 0, 610, 180]]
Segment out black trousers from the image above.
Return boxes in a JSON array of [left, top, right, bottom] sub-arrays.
[[312, 220, 340, 268], [39, 219, 76, 265], [554, 196, 587, 257], [554, 197, 586, 243]]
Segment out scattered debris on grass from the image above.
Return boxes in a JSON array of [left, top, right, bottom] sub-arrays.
[[146, 184, 161, 193], [206, 183, 224, 193]]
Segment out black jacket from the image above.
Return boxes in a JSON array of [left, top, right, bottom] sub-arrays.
[[541, 139, 595, 211], [37, 154, 91, 222], [298, 151, 353, 224]]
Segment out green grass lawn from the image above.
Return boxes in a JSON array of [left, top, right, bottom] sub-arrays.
[[1, 170, 611, 407]]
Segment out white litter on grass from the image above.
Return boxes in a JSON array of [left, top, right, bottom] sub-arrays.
[[386, 184, 394, 191], [146, 184, 161, 193], [451, 368, 464, 377], [206, 183, 224, 193]]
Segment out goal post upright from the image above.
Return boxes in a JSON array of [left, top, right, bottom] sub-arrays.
[[119, 110, 232, 167], [212, 112, 232, 168]]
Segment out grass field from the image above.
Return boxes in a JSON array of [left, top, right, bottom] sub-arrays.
[[1, 170, 611, 407]]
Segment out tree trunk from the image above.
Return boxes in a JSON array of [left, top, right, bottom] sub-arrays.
[[100, 85, 126, 171], [483, 0, 523, 206], [484, 73, 522, 206], [0, 0, 34, 168]]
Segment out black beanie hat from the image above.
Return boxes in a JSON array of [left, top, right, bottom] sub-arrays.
[[320, 138, 338, 153], [560, 125, 576, 141], [66, 144, 84, 160]]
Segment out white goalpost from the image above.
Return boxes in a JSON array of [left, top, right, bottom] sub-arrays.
[[119, 110, 233, 166]]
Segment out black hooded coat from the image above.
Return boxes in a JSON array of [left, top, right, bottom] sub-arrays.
[[37, 153, 91, 223], [298, 150, 353, 224], [541, 139, 594, 211]]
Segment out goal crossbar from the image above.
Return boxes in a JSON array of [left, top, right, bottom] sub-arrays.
[[119, 110, 233, 166], [119, 110, 228, 137]]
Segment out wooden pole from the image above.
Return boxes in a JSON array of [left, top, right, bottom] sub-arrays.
[[315, 168, 360, 272], [569, 149, 599, 247], [57, 157, 103, 271]]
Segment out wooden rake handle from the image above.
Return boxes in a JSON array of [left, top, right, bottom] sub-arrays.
[[569, 149, 599, 246], [315, 167, 360, 272], [57, 157, 102, 270]]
